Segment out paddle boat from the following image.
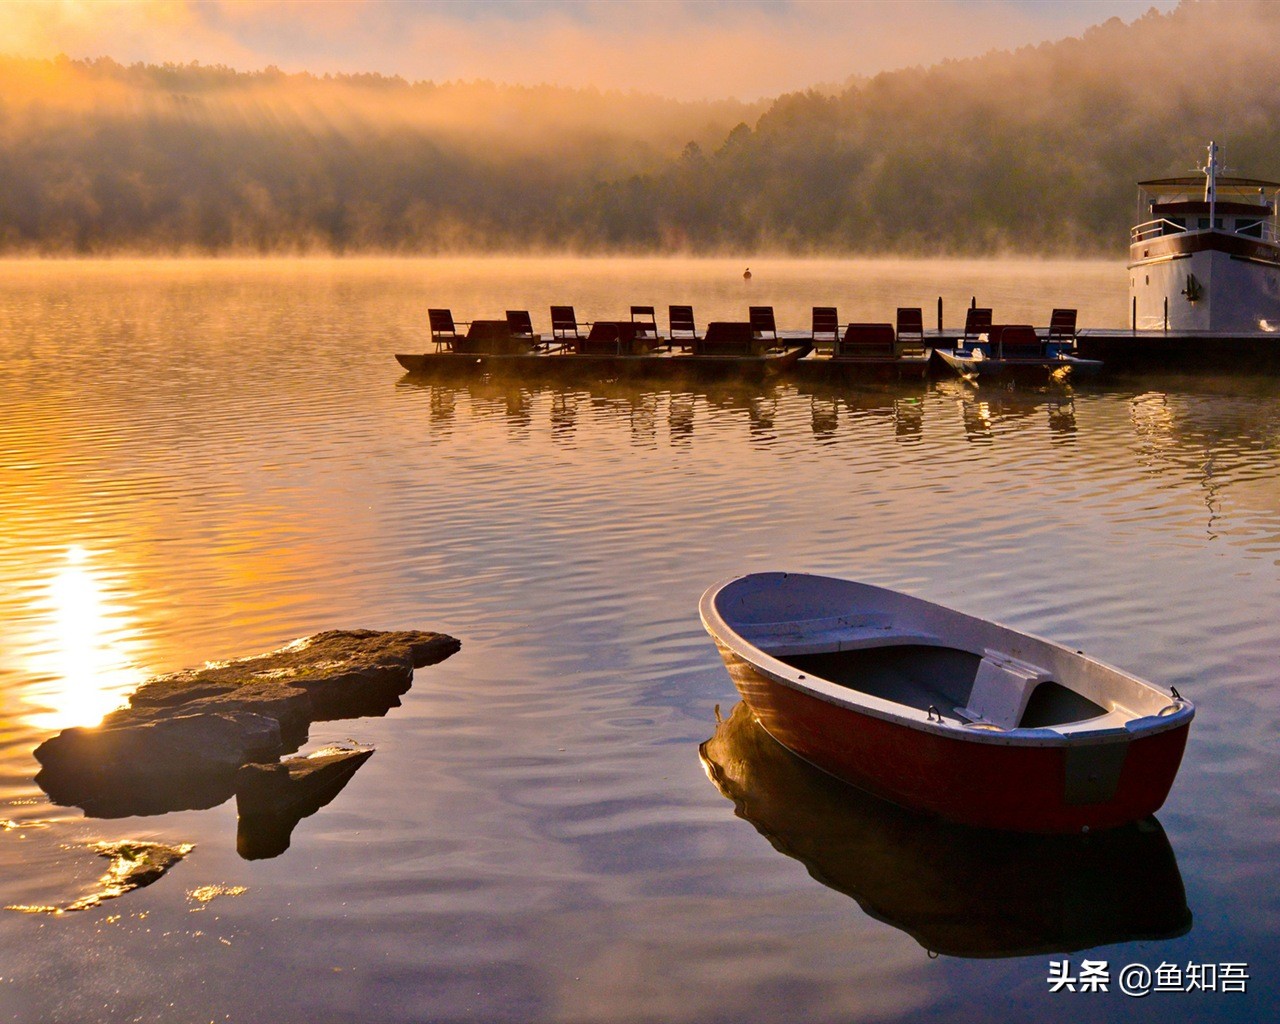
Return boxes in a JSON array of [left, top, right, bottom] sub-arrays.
[[397, 308, 811, 377], [820, 321, 931, 377], [936, 322, 1102, 379], [699, 572, 1194, 833]]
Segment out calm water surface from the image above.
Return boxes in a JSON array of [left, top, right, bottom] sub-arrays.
[[0, 258, 1276, 1023]]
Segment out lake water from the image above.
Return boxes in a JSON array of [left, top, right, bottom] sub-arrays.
[[0, 258, 1276, 1023]]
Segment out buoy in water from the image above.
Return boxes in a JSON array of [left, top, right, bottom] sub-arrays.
[[743, 268, 752, 280]]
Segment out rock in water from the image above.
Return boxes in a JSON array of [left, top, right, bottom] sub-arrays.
[[34, 629, 459, 818], [6, 840, 194, 914], [129, 630, 459, 721], [34, 711, 284, 818]]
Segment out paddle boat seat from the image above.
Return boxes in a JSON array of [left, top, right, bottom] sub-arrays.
[[895, 308, 928, 357], [669, 305, 700, 350], [428, 308, 469, 352], [749, 306, 779, 345], [994, 324, 1043, 357], [811, 306, 840, 352], [837, 322, 896, 358], [962, 307, 992, 343], [697, 321, 758, 356], [506, 310, 538, 345], [581, 320, 649, 355], [631, 305, 661, 346], [1048, 308, 1078, 347], [550, 306, 592, 345]]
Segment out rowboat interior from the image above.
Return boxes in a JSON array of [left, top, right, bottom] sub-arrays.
[[719, 574, 1180, 734], [781, 646, 1109, 731]]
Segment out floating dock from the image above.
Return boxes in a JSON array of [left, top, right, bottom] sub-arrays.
[[1075, 329, 1280, 372]]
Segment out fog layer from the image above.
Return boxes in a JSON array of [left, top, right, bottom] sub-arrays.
[[1, 1, 1276, 256]]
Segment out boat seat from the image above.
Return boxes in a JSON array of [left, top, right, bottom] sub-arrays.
[[742, 615, 940, 657], [953, 652, 1052, 729], [993, 325, 1043, 357], [697, 322, 758, 356], [837, 323, 896, 358]]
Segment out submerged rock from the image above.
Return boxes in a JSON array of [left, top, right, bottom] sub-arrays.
[[5, 840, 194, 914], [236, 745, 374, 859], [34, 629, 459, 818]]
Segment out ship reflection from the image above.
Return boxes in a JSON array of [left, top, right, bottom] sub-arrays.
[[699, 702, 1191, 959]]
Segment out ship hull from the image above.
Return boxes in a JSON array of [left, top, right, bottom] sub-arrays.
[[1129, 235, 1280, 332]]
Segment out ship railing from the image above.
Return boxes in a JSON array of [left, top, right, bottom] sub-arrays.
[[1132, 217, 1279, 244], [1235, 219, 1279, 243], [1130, 218, 1186, 242]]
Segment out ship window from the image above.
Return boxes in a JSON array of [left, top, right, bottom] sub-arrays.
[[1238, 219, 1263, 238], [1197, 217, 1224, 230], [1167, 217, 1185, 232]]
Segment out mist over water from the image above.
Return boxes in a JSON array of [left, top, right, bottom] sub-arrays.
[[0, 258, 1277, 1023], [5, 3, 1280, 256]]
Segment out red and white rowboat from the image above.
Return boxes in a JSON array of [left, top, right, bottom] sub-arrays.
[[699, 572, 1194, 833]]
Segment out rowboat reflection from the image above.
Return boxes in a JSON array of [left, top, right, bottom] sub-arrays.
[[698, 701, 1191, 958]]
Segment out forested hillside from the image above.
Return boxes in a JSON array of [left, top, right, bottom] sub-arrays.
[[1, 0, 1277, 255]]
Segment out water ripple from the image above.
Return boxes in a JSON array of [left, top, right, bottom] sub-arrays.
[[3, 260, 1280, 1023]]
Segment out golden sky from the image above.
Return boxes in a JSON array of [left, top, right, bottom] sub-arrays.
[[1, 0, 1177, 101]]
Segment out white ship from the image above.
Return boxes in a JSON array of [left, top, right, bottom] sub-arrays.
[[1129, 142, 1280, 332]]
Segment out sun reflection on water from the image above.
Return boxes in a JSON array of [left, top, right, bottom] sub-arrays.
[[24, 545, 143, 731]]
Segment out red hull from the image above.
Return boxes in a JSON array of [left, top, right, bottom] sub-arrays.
[[720, 646, 1190, 833]]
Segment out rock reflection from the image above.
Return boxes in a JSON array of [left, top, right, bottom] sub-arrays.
[[699, 702, 1191, 958], [236, 746, 374, 860]]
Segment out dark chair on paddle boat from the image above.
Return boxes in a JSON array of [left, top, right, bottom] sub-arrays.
[[550, 306, 592, 350], [811, 307, 840, 353], [749, 306, 779, 348], [1048, 308, 1078, 350], [992, 325, 1043, 359], [895, 307, 926, 357], [961, 307, 992, 346], [698, 321, 756, 356], [582, 320, 648, 355], [836, 323, 897, 360], [506, 310, 537, 345], [669, 305, 701, 351], [631, 306, 662, 348], [429, 308, 469, 352]]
